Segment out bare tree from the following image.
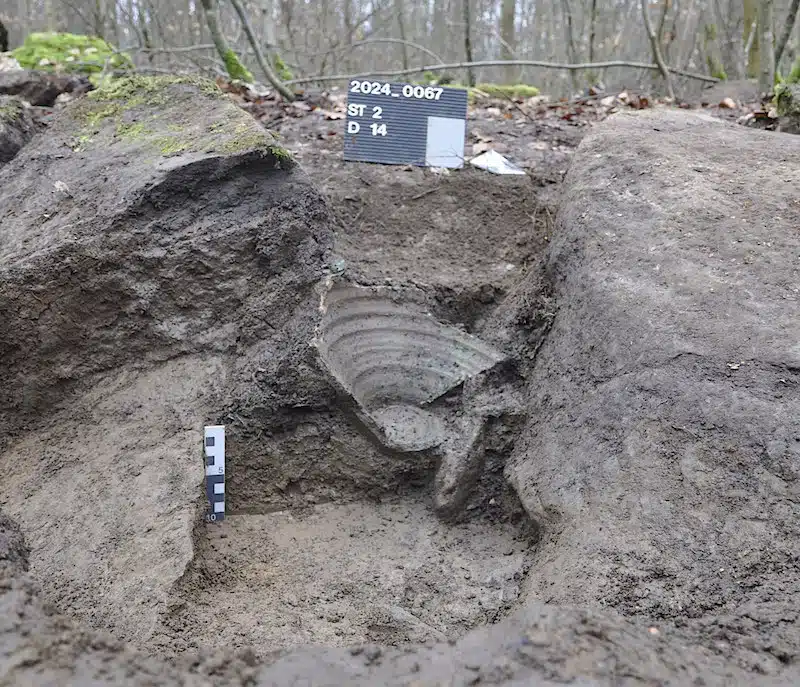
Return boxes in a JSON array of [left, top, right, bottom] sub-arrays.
[[228, 0, 294, 99], [463, 0, 475, 86], [758, 0, 774, 90], [8, 0, 754, 99], [500, 0, 516, 83], [775, 0, 800, 68], [641, 0, 675, 98], [198, 0, 253, 81]]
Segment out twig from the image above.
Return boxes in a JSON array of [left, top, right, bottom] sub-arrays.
[[410, 187, 440, 201], [121, 43, 218, 53], [286, 59, 720, 86], [294, 38, 445, 65], [640, 0, 675, 99]]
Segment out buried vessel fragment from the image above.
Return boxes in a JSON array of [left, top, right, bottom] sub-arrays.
[[313, 279, 526, 517]]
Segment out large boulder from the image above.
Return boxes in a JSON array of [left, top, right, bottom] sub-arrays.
[[0, 75, 332, 642], [0, 95, 35, 164], [504, 108, 800, 674]]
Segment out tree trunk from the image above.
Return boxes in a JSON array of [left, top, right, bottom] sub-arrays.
[[229, 0, 294, 99], [758, 0, 774, 91], [394, 0, 409, 70], [561, 0, 579, 92], [775, 0, 800, 68], [588, 0, 598, 63], [463, 0, 475, 86], [500, 0, 516, 84], [744, 0, 759, 77], [641, 0, 675, 99], [198, 0, 254, 82]]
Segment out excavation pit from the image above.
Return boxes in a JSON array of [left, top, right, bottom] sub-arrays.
[[151, 496, 533, 657]]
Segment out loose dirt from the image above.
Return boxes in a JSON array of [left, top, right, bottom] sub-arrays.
[[152, 497, 530, 657]]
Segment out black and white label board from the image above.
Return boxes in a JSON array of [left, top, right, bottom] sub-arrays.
[[343, 80, 468, 168]]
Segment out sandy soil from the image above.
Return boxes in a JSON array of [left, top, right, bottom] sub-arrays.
[[150, 497, 531, 658]]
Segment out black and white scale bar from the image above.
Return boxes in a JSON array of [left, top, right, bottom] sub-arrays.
[[204, 425, 225, 522], [343, 80, 468, 168]]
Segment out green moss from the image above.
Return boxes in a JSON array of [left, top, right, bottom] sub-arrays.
[[442, 81, 539, 102], [116, 121, 150, 139], [68, 73, 289, 163], [774, 83, 799, 117], [267, 144, 292, 162], [476, 83, 540, 99], [0, 99, 24, 123], [789, 56, 800, 84], [89, 74, 220, 102], [153, 136, 189, 155], [11, 32, 131, 74], [223, 49, 253, 82], [273, 54, 293, 82], [77, 74, 221, 129], [706, 57, 727, 81]]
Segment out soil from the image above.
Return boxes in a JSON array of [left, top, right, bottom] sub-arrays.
[[1, 75, 799, 686], [151, 497, 530, 658]]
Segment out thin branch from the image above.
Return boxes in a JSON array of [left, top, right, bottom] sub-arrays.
[[121, 43, 218, 53], [300, 37, 446, 64], [286, 59, 720, 85], [640, 0, 675, 98], [228, 0, 294, 100]]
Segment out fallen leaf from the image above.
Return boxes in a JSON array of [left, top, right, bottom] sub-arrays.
[[320, 110, 345, 120]]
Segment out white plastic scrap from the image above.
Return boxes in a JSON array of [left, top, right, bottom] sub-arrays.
[[469, 150, 526, 175]]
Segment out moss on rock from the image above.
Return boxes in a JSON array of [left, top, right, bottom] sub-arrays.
[[475, 83, 540, 99], [11, 32, 132, 75], [69, 73, 293, 164], [0, 98, 25, 124], [774, 83, 800, 134]]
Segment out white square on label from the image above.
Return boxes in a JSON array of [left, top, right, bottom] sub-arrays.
[[214, 482, 225, 495], [214, 501, 225, 513], [425, 116, 466, 169]]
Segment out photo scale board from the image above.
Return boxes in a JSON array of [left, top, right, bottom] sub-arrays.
[[343, 80, 468, 168], [204, 425, 225, 522]]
